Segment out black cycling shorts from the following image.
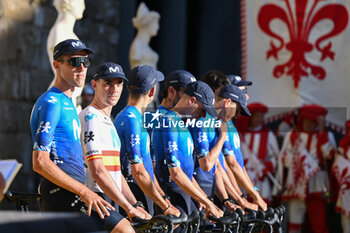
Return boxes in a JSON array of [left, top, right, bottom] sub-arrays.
[[39, 178, 124, 232]]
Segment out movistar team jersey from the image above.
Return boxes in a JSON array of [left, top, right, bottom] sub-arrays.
[[30, 87, 85, 183], [114, 105, 154, 181], [189, 113, 216, 190], [79, 106, 122, 193], [155, 110, 194, 183], [150, 105, 169, 162], [224, 121, 245, 169]]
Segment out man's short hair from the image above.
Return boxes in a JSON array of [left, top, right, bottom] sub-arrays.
[[201, 70, 231, 92]]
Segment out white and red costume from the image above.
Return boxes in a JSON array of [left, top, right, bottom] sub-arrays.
[[241, 103, 280, 203], [332, 120, 350, 233], [278, 104, 336, 233]]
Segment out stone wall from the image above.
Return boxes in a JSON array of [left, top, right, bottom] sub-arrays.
[[0, 0, 120, 193]]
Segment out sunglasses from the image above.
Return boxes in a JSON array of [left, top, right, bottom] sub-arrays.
[[58, 57, 90, 68]]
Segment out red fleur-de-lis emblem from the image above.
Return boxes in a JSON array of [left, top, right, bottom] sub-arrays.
[[258, 0, 349, 88]]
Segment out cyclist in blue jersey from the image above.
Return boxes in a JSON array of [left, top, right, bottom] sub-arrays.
[[151, 70, 196, 169], [155, 81, 223, 218], [114, 65, 180, 217], [223, 74, 268, 210], [80, 62, 152, 232], [30, 39, 120, 232], [198, 71, 257, 211]]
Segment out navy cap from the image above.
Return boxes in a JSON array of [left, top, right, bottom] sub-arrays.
[[184, 81, 217, 117], [127, 65, 164, 94], [218, 84, 251, 116], [53, 39, 94, 60], [165, 70, 196, 88], [93, 62, 127, 81], [227, 74, 252, 86]]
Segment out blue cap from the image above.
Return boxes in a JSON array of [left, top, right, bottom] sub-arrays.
[[127, 65, 164, 94], [165, 70, 196, 88], [227, 74, 252, 86], [184, 81, 217, 117], [93, 62, 127, 81], [218, 84, 251, 116], [53, 39, 94, 60]]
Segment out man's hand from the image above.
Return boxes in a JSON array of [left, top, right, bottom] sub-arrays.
[[252, 194, 267, 211], [224, 201, 242, 212], [80, 189, 115, 219], [128, 206, 151, 220], [206, 201, 224, 218], [164, 204, 181, 217], [136, 206, 152, 219], [220, 122, 228, 138], [238, 198, 258, 211]]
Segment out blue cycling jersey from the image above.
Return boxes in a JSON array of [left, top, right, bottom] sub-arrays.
[[30, 87, 85, 183], [150, 105, 169, 162], [154, 110, 194, 184], [224, 121, 245, 169], [189, 113, 216, 192], [114, 105, 154, 181]]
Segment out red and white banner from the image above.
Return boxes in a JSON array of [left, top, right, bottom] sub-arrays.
[[241, 0, 350, 127]]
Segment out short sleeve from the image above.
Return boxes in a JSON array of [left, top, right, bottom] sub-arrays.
[[162, 117, 181, 168], [33, 95, 61, 152], [80, 110, 103, 161], [222, 135, 234, 157], [192, 126, 210, 159], [124, 116, 144, 165]]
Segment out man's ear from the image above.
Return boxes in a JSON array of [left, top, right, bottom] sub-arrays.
[[168, 86, 175, 98], [188, 96, 196, 105], [91, 79, 97, 90], [224, 98, 232, 108], [149, 86, 156, 97], [53, 60, 60, 70]]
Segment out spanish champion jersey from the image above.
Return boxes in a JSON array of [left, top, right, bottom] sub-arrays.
[[189, 113, 217, 191], [114, 105, 154, 181], [30, 87, 85, 183], [155, 110, 194, 183], [223, 121, 245, 169], [79, 106, 122, 193]]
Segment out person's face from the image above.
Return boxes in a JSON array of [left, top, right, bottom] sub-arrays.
[[188, 99, 206, 120], [217, 99, 237, 123], [55, 51, 88, 88], [173, 87, 185, 107], [232, 104, 242, 120], [302, 118, 317, 132], [70, 0, 85, 19], [93, 78, 124, 107], [238, 86, 249, 101], [249, 112, 265, 128]]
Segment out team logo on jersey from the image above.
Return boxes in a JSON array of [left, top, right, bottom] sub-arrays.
[[48, 96, 57, 104], [84, 113, 97, 122], [130, 134, 140, 147], [36, 121, 51, 134], [83, 131, 95, 144], [167, 141, 178, 153], [197, 132, 208, 143]]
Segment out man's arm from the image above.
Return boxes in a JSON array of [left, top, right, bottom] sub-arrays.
[[32, 150, 114, 218], [88, 158, 148, 219], [131, 163, 179, 216], [216, 161, 258, 210], [225, 154, 267, 210], [169, 167, 223, 218]]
